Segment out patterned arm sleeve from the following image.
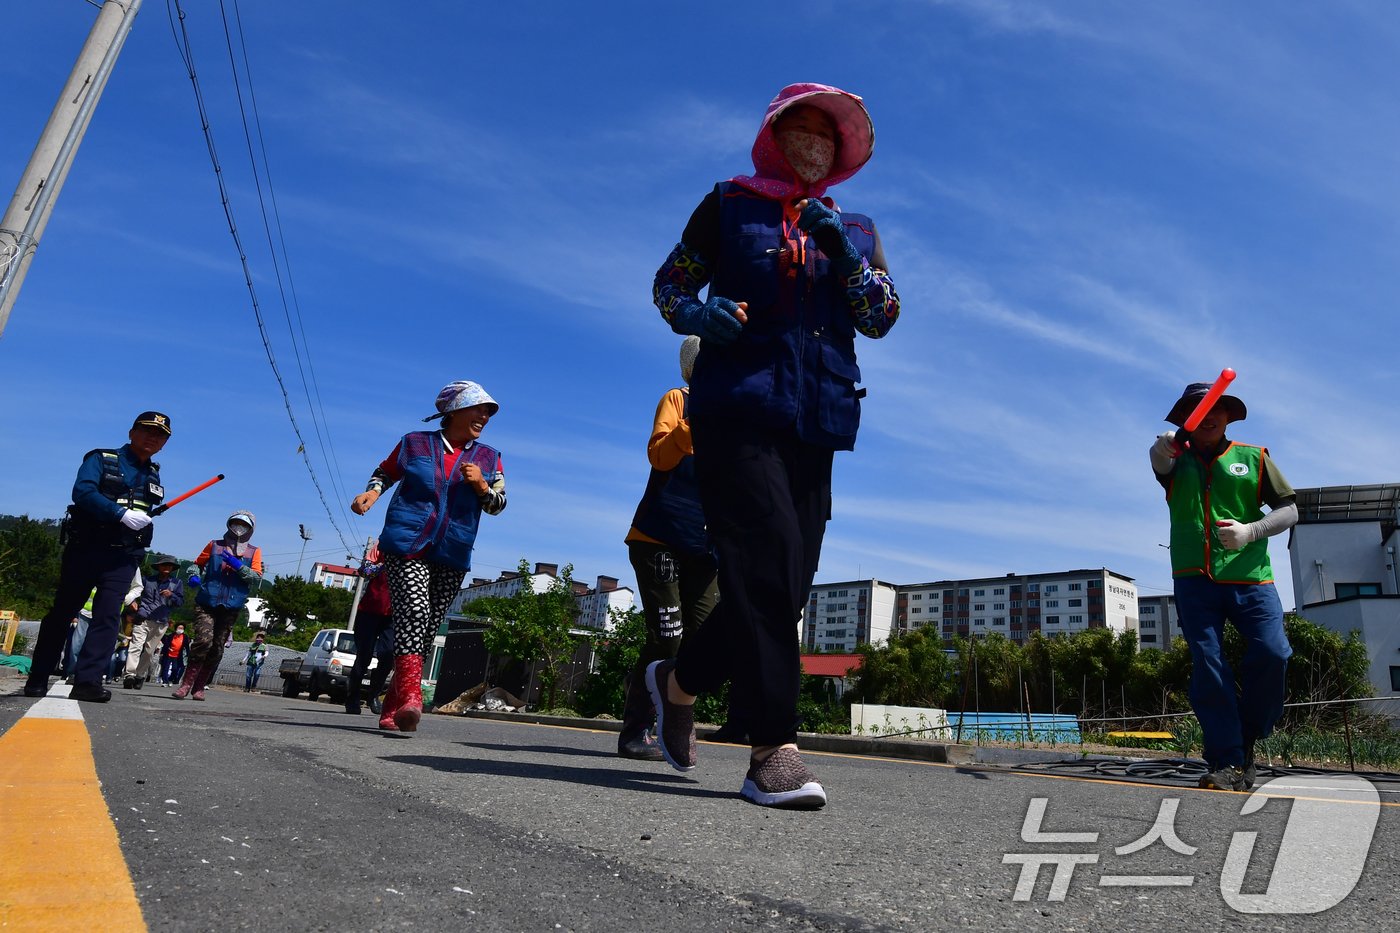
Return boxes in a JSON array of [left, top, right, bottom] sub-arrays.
[[366, 442, 404, 494], [652, 242, 712, 330], [479, 455, 507, 516], [842, 260, 901, 339]]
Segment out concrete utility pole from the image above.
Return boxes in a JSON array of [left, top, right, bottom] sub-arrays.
[[0, 0, 143, 338]]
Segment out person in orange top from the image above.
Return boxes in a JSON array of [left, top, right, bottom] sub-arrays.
[[618, 337, 720, 759], [174, 510, 263, 700]]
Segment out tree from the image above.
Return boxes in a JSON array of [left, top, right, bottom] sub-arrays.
[[470, 560, 582, 710], [0, 514, 63, 618], [260, 575, 322, 631], [575, 605, 645, 718], [847, 628, 955, 707]]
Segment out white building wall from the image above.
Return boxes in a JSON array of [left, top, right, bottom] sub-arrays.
[[867, 582, 897, 647], [1291, 523, 1400, 605], [1300, 599, 1400, 719]]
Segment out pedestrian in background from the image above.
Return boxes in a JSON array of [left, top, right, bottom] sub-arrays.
[[646, 83, 900, 808], [241, 631, 268, 692], [160, 623, 187, 686], [1153, 382, 1298, 791], [617, 336, 719, 760], [344, 562, 394, 716], [351, 381, 507, 733], [175, 511, 263, 701], [123, 554, 185, 689], [25, 411, 172, 702]]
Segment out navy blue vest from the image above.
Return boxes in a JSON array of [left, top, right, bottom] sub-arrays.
[[378, 431, 501, 570], [630, 391, 707, 555], [689, 182, 875, 451], [66, 448, 163, 552]]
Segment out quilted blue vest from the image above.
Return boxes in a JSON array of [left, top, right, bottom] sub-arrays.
[[378, 431, 501, 570], [198, 543, 261, 609]]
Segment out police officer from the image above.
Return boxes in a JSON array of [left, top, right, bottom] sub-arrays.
[[25, 411, 171, 702]]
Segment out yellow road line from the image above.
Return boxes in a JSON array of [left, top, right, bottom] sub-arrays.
[[0, 690, 146, 931]]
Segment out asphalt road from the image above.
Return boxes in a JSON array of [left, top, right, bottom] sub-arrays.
[[5, 679, 1399, 931]]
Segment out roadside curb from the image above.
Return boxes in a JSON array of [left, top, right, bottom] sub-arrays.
[[434, 707, 1086, 767]]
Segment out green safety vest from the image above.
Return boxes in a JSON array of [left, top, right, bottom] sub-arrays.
[[1167, 442, 1273, 583]]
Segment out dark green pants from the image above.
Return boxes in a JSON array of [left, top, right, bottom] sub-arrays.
[[621, 539, 718, 738]]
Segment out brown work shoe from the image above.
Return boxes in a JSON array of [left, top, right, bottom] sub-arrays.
[[741, 747, 827, 809], [645, 660, 695, 771]]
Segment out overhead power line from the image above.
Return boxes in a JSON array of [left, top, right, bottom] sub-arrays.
[[166, 0, 354, 554]]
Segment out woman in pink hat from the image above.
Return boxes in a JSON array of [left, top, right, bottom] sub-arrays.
[[645, 83, 901, 808], [351, 381, 507, 732]]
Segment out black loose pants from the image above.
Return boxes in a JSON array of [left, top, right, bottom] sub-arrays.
[[673, 419, 832, 747]]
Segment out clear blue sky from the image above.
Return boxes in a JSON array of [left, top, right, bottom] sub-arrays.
[[4, 1, 1398, 612]]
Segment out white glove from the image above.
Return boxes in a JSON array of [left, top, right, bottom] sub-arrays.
[[119, 509, 152, 531], [1215, 519, 1256, 550], [1150, 432, 1180, 474]]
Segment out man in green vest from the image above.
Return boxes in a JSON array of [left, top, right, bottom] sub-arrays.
[[1152, 382, 1298, 791]]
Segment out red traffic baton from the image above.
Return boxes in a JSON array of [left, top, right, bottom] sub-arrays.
[[1174, 368, 1235, 453], [150, 474, 225, 516]]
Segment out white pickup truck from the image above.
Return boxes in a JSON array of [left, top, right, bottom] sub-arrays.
[[279, 628, 378, 702]]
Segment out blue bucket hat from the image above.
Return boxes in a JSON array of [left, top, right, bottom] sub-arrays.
[[423, 380, 499, 422]]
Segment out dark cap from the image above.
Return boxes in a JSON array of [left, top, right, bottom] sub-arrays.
[[151, 553, 178, 567], [132, 411, 173, 435], [1165, 383, 1247, 428]]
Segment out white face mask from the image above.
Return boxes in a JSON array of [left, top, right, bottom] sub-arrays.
[[776, 130, 836, 184]]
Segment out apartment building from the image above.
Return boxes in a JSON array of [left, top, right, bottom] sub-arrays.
[[1132, 593, 1179, 649], [449, 562, 635, 632], [802, 580, 898, 652], [896, 568, 1139, 644]]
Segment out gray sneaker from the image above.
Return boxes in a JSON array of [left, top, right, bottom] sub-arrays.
[[618, 728, 665, 762], [741, 747, 827, 809], [645, 660, 696, 771], [1199, 765, 1247, 791]]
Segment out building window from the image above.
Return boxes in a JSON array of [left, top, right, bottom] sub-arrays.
[[1142, 605, 1156, 615], [912, 608, 921, 614], [1336, 583, 1382, 599], [974, 589, 985, 597], [957, 588, 969, 597], [1068, 582, 1082, 591], [1141, 634, 1157, 643], [973, 603, 985, 611], [1068, 599, 1083, 607], [1391, 667, 1400, 692], [1029, 599, 1040, 608], [912, 593, 922, 600], [1069, 615, 1084, 624], [1046, 600, 1059, 608], [1027, 583, 1039, 593], [994, 588, 1005, 596], [1141, 619, 1156, 629], [1045, 616, 1059, 624], [993, 617, 1005, 625], [1011, 600, 1021, 608]]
